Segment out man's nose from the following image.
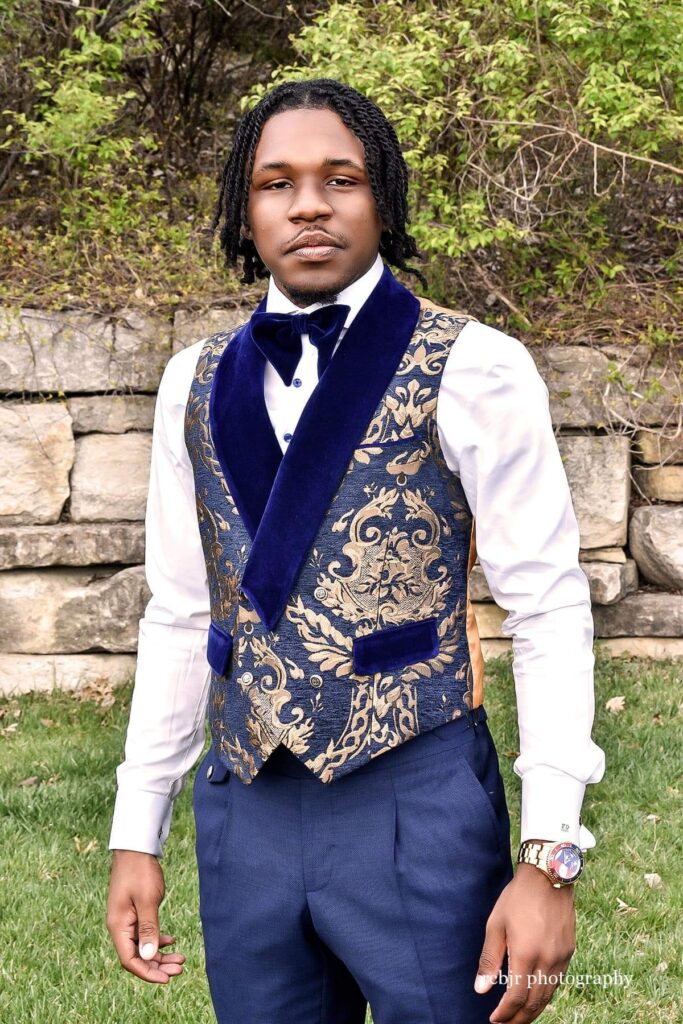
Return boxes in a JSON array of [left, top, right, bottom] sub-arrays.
[[288, 182, 333, 220]]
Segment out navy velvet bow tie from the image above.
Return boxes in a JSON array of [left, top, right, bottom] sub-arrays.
[[249, 303, 351, 387]]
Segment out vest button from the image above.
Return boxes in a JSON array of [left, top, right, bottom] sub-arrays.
[[310, 674, 323, 688], [292, 377, 302, 387], [206, 764, 214, 779], [241, 671, 254, 684], [453, 709, 462, 718], [314, 586, 327, 601]]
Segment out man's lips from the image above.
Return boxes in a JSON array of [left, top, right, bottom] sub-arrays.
[[285, 233, 343, 255]]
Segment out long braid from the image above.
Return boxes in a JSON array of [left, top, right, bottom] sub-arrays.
[[210, 79, 428, 290]]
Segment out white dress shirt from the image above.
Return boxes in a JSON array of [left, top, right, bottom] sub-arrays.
[[108, 253, 605, 858]]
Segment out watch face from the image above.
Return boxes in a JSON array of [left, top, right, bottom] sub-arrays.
[[548, 842, 584, 883]]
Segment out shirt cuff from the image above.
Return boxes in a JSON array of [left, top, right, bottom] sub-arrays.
[[520, 767, 595, 850], [108, 789, 174, 858]]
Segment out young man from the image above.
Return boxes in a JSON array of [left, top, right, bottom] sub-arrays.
[[106, 79, 606, 1024]]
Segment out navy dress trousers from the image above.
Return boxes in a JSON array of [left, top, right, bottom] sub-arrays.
[[192, 704, 515, 1024]]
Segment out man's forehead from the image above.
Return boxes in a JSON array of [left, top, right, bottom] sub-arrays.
[[252, 108, 365, 167], [252, 155, 366, 176]]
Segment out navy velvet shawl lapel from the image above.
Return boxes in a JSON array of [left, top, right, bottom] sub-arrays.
[[208, 264, 421, 630]]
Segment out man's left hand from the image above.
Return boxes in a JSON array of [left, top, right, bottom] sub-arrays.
[[474, 861, 576, 1023]]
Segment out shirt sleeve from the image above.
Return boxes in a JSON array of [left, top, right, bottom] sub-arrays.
[[436, 320, 606, 852], [108, 343, 212, 858]]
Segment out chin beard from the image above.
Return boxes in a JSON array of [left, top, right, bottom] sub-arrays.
[[284, 283, 341, 307]]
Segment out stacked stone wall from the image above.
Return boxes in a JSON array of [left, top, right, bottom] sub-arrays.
[[1, 304, 680, 696]]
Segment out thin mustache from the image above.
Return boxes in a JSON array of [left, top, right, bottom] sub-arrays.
[[284, 232, 344, 253]]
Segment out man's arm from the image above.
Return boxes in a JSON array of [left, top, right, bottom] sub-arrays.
[[436, 319, 606, 1024], [436, 319, 606, 852], [106, 341, 211, 984]]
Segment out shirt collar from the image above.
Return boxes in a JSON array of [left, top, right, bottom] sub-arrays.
[[265, 252, 384, 329]]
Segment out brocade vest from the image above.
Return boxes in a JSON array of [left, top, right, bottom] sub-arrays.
[[184, 265, 486, 784]]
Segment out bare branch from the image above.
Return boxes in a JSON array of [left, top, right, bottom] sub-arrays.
[[460, 114, 683, 178]]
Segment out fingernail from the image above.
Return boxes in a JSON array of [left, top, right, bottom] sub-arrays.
[[140, 942, 156, 959], [475, 973, 490, 993]]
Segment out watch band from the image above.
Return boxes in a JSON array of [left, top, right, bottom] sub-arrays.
[[517, 839, 549, 868]]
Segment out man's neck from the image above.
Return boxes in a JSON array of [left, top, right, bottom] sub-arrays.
[[266, 253, 385, 324]]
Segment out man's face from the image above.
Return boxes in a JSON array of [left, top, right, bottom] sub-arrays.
[[244, 106, 384, 307]]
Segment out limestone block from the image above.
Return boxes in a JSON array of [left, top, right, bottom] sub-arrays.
[[0, 566, 150, 653], [629, 506, 683, 589], [110, 307, 172, 390], [595, 638, 683, 660], [0, 653, 137, 697], [173, 306, 249, 354], [597, 345, 680, 428], [592, 593, 683, 637], [0, 522, 144, 569], [633, 466, 683, 502], [580, 547, 626, 563], [471, 602, 508, 638], [533, 344, 681, 428], [633, 429, 683, 465], [70, 433, 152, 522], [68, 395, 155, 434], [0, 402, 74, 525], [0, 306, 171, 392], [581, 559, 639, 605], [534, 346, 611, 428], [558, 434, 630, 547]]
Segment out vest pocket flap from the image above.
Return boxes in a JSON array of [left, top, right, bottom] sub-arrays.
[[207, 622, 234, 676], [352, 617, 439, 675]]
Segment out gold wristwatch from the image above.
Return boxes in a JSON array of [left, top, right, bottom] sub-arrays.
[[517, 838, 585, 887]]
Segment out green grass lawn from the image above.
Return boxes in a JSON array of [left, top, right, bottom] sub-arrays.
[[0, 652, 681, 1023]]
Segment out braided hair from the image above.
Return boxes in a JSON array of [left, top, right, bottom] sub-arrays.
[[210, 78, 428, 290]]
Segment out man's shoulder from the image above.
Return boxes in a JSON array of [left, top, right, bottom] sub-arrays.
[[161, 317, 250, 399], [415, 295, 478, 322], [411, 295, 539, 375], [160, 338, 206, 403]]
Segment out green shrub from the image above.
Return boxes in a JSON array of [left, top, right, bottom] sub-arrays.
[[246, 0, 683, 340], [2, 2, 162, 181], [1, 0, 681, 346]]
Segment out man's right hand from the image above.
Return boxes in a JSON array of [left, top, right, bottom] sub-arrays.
[[106, 849, 186, 984]]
